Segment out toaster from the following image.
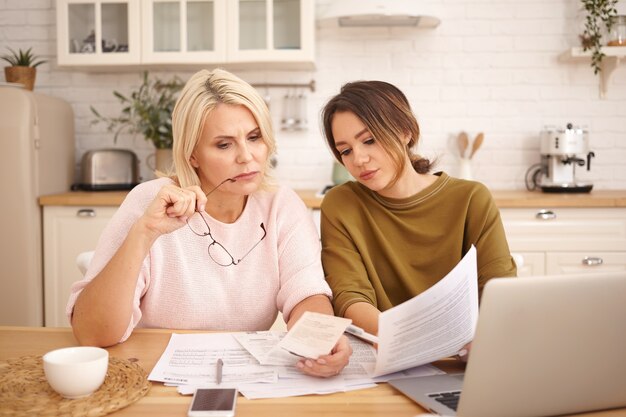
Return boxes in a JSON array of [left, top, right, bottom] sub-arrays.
[[73, 149, 140, 191]]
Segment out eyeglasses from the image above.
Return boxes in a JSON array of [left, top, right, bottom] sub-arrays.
[[186, 178, 267, 266], [187, 214, 266, 266]]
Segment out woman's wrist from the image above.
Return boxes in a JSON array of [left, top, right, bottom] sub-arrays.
[[130, 216, 162, 252]]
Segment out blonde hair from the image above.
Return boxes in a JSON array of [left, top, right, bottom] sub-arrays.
[[170, 68, 276, 188]]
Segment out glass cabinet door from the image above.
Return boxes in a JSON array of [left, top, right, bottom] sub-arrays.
[[56, 0, 140, 65], [238, 0, 300, 51], [272, 0, 301, 51], [228, 0, 313, 65], [142, 0, 226, 64], [238, 0, 267, 50]]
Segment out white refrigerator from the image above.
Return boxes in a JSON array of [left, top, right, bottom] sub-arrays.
[[0, 85, 75, 326]]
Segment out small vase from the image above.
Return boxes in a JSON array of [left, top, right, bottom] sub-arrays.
[[4, 66, 36, 91], [147, 148, 173, 174], [458, 158, 473, 180]]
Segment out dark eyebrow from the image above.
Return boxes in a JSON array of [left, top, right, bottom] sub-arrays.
[[334, 127, 369, 147]]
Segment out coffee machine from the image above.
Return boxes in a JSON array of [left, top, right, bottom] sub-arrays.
[[527, 123, 595, 193]]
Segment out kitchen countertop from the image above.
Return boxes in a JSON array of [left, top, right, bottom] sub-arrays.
[[39, 189, 626, 209], [38, 189, 325, 208]]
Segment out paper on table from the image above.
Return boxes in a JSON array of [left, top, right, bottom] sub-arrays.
[[274, 311, 352, 359], [233, 331, 296, 366], [148, 333, 277, 386], [372, 246, 479, 377]]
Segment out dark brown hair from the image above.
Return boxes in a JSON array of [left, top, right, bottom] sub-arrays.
[[321, 81, 432, 184]]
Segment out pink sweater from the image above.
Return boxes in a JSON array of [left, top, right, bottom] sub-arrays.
[[66, 178, 331, 342]]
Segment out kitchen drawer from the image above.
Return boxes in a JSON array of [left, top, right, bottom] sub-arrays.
[[500, 208, 626, 252], [546, 252, 626, 275]]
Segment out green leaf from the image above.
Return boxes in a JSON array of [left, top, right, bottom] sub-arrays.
[[90, 71, 184, 148], [1, 46, 46, 67], [579, 0, 618, 76]]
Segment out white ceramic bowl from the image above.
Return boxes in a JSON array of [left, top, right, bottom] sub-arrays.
[[43, 346, 109, 399]]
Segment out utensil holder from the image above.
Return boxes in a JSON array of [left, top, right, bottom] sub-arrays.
[[458, 158, 473, 180]]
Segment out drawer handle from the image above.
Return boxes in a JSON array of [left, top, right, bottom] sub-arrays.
[[535, 209, 556, 220], [582, 256, 603, 266], [76, 209, 96, 218]]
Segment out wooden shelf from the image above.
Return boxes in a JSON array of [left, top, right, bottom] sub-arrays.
[[560, 46, 626, 98]]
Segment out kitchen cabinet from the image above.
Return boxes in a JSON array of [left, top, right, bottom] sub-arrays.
[[512, 252, 545, 277], [56, 0, 141, 65], [141, 0, 227, 64], [43, 205, 117, 327], [56, 0, 314, 68], [226, 0, 314, 66], [500, 208, 626, 277], [143, 0, 314, 66]]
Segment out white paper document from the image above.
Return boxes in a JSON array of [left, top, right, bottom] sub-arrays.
[[233, 331, 296, 365], [372, 246, 479, 377], [275, 311, 352, 359], [148, 333, 278, 386]]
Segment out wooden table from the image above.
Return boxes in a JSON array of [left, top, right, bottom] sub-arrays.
[[1, 326, 625, 417]]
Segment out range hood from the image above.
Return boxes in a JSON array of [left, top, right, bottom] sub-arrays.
[[316, 0, 440, 28]]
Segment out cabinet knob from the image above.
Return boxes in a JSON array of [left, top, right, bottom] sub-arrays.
[[76, 209, 96, 217], [535, 209, 556, 220], [582, 256, 603, 266]]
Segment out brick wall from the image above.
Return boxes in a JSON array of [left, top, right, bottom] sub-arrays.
[[1, 0, 625, 190]]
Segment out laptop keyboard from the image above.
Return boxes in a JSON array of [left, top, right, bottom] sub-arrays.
[[428, 390, 461, 411]]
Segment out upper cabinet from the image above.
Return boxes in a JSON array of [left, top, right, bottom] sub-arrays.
[[141, 0, 227, 64], [56, 0, 141, 65], [56, 0, 314, 69], [227, 0, 314, 65]]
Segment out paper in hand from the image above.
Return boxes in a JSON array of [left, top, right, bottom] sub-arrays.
[[274, 312, 351, 359]]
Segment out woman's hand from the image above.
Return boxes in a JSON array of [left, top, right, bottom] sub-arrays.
[[295, 335, 352, 378], [139, 184, 207, 238]]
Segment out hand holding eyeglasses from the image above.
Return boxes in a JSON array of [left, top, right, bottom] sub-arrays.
[[139, 184, 208, 239]]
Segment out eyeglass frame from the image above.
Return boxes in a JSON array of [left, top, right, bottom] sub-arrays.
[[187, 211, 267, 266]]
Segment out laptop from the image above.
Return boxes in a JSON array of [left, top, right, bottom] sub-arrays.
[[389, 271, 626, 417]]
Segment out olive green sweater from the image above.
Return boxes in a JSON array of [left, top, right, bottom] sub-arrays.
[[320, 172, 516, 317]]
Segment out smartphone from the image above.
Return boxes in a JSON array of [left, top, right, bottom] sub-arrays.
[[187, 388, 238, 417]]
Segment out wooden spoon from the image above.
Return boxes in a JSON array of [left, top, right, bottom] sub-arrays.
[[457, 132, 469, 158], [469, 132, 484, 159]]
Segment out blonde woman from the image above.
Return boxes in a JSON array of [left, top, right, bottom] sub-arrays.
[[68, 69, 350, 377]]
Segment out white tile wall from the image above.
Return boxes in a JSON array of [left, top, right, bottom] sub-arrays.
[[1, 0, 625, 190]]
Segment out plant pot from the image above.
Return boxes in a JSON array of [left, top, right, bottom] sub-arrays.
[[147, 148, 173, 174], [4, 66, 36, 91]]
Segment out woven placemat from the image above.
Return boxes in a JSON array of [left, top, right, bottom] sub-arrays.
[[0, 355, 151, 417]]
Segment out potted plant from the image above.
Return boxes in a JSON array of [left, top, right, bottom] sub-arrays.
[[91, 71, 184, 172], [1, 47, 47, 90], [579, 0, 619, 74]]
